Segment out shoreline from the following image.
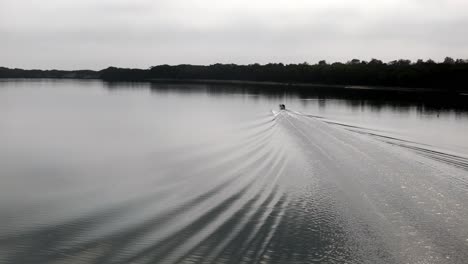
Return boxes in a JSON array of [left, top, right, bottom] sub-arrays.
[[1, 77, 466, 94]]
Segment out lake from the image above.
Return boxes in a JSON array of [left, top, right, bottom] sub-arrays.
[[1, 79, 468, 264]]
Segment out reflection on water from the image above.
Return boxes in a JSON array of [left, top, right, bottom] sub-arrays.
[[0, 80, 468, 264]]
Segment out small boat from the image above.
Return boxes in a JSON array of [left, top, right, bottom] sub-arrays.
[[279, 104, 286, 110]]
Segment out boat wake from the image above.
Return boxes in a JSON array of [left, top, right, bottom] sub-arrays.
[[2, 109, 468, 264], [294, 110, 468, 172]]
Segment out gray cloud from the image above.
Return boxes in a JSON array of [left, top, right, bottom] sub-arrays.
[[1, 0, 467, 69]]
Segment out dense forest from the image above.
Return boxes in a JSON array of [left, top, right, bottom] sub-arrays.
[[1, 58, 467, 91]]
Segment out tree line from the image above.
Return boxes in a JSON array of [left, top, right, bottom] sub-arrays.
[[1, 58, 467, 91]]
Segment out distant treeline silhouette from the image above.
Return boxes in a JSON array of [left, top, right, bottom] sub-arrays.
[[2, 58, 467, 91], [0, 67, 99, 79]]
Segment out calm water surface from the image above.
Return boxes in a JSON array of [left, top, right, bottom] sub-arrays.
[[1, 80, 468, 263]]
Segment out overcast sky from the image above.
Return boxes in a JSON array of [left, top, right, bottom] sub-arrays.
[[1, 0, 467, 70]]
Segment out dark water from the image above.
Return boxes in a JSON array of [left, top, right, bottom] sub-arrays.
[[1, 80, 468, 264]]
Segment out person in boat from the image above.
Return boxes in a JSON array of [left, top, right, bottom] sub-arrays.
[[279, 104, 286, 110]]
